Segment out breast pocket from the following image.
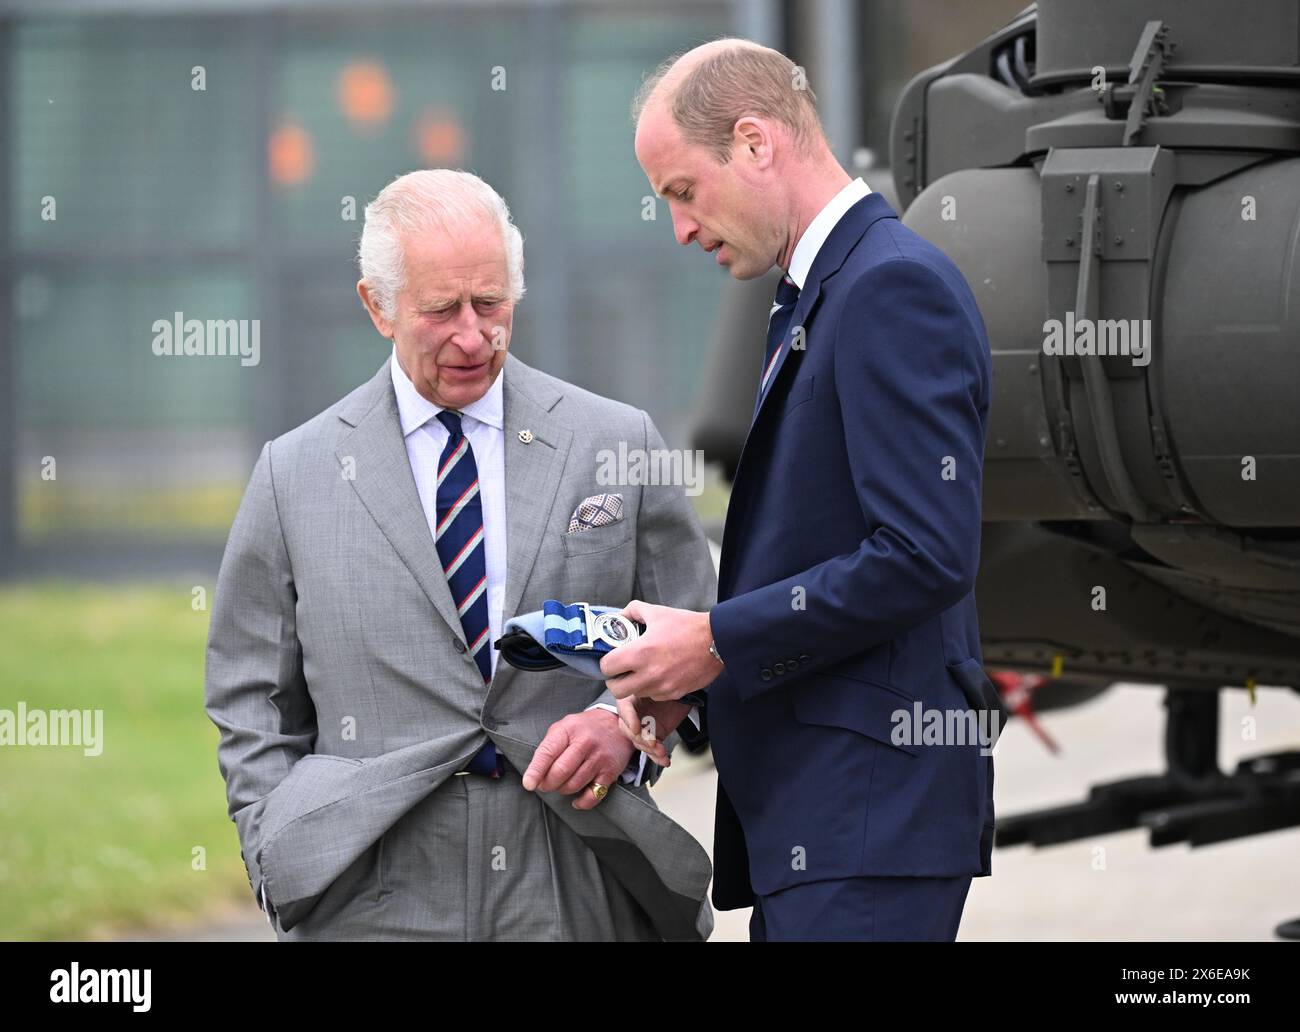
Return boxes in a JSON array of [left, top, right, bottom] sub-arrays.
[[551, 517, 636, 605], [561, 516, 633, 556]]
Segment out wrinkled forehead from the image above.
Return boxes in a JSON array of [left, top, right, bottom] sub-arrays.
[[409, 208, 503, 251], [401, 217, 508, 280]]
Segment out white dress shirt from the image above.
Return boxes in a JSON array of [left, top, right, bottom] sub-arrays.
[[390, 346, 508, 678], [389, 345, 647, 785]]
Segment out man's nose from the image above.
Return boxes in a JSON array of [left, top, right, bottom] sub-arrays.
[[670, 205, 698, 247], [449, 303, 492, 352]]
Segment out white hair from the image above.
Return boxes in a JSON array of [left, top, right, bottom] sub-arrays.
[[357, 168, 526, 319]]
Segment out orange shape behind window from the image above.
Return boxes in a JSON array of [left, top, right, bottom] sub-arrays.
[[413, 107, 467, 166], [339, 60, 395, 130], [269, 120, 314, 186]]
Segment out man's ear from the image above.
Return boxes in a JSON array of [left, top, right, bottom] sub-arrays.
[[357, 280, 395, 339], [733, 116, 773, 168]]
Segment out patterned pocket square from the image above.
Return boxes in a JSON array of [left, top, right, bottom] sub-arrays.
[[568, 492, 624, 533]]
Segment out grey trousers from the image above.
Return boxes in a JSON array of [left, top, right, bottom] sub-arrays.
[[277, 765, 661, 941]]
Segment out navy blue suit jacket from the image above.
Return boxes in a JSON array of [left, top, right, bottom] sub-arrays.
[[704, 191, 1000, 910]]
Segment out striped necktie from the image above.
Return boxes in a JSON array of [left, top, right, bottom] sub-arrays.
[[434, 410, 499, 775], [435, 409, 491, 678], [756, 273, 800, 414]]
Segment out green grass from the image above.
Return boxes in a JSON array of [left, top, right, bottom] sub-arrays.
[[19, 480, 245, 538], [0, 582, 248, 940]]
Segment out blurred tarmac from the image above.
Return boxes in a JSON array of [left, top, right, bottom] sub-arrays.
[[116, 682, 1299, 942]]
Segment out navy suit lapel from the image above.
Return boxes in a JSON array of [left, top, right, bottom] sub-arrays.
[[750, 277, 823, 424], [749, 192, 897, 429]]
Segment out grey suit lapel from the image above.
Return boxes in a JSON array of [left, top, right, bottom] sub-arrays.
[[334, 357, 465, 643], [499, 353, 572, 624]]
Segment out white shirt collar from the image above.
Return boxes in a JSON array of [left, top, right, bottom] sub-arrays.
[[785, 177, 872, 290], [389, 343, 505, 436]]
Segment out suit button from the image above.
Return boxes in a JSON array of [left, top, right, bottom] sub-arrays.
[[787, 658, 799, 671], [760, 668, 773, 681], [799, 653, 811, 662], [774, 662, 785, 675], [483, 717, 497, 731], [454, 640, 467, 654]]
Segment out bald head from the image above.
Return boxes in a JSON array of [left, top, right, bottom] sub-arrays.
[[632, 38, 825, 163]]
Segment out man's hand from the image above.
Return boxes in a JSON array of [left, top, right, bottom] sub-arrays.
[[599, 600, 723, 702], [521, 709, 636, 810], [615, 695, 691, 768]]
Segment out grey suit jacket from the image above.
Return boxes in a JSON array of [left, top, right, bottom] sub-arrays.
[[203, 352, 717, 939]]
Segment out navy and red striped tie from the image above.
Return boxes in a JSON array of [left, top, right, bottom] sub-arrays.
[[755, 273, 800, 416], [434, 409, 498, 776]]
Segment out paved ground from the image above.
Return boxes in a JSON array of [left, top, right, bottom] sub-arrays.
[[116, 682, 1299, 941]]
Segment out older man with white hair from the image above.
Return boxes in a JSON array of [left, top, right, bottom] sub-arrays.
[[204, 169, 717, 940]]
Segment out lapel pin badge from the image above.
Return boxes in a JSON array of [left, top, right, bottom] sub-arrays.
[[518, 429, 534, 444]]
